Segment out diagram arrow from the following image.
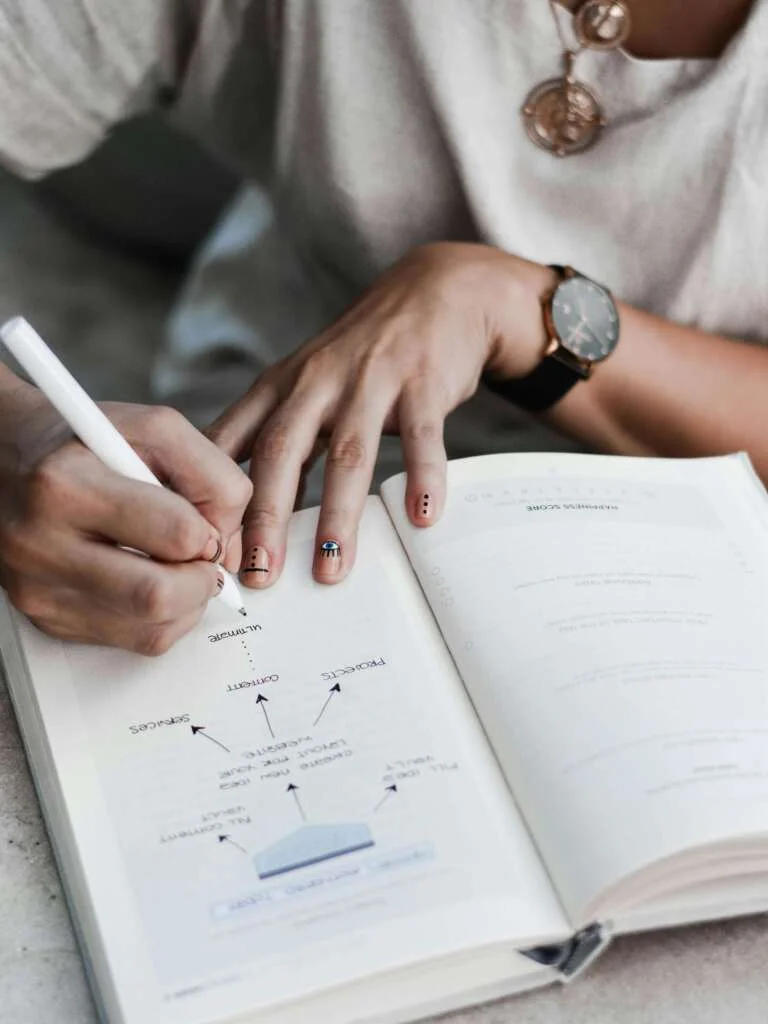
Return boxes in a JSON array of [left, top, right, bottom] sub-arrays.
[[286, 783, 306, 822], [255, 694, 274, 738], [190, 725, 230, 754], [374, 785, 398, 812], [218, 834, 247, 855], [313, 683, 341, 727]]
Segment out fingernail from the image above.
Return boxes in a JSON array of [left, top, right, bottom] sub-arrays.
[[243, 545, 270, 578], [317, 539, 342, 575], [215, 568, 226, 593], [415, 493, 433, 521], [204, 535, 223, 563]]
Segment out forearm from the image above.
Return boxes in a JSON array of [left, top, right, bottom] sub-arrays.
[[547, 301, 768, 480]]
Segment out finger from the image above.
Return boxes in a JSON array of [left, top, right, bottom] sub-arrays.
[[296, 437, 327, 511], [118, 404, 253, 541], [204, 379, 279, 463], [5, 533, 224, 623], [398, 384, 448, 527], [241, 390, 331, 589], [295, 471, 308, 513], [222, 528, 242, 575], [313, 388, 393, 585], [104, 606, 208, 657], [32, 592, 207, 656], [80, 475, 228, 564], [23, 440, 232, 566]]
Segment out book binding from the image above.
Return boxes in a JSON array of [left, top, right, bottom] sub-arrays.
[[521, 923, 610, 980]]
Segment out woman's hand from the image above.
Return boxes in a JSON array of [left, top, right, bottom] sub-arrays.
[[0, 378, 252, 654], [209, 243, 552, 587]]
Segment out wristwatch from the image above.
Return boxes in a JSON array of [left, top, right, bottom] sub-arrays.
[[483, 265, 620, 412]]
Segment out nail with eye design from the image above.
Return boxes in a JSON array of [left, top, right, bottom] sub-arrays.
[[317, 539, 342, 574], [243, 546, 270, 577], [415, 492, 433, 520]]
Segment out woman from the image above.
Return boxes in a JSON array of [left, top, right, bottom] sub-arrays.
[[0, 0, 765, 653]]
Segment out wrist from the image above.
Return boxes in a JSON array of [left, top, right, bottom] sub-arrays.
[[485, 255, 555, 380], [485, 262, 624, 414], [405, 242, 553, 378]]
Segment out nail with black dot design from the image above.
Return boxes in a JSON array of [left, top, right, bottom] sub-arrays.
[[243, 546, 270, 577], [415, 493, 433, 520]]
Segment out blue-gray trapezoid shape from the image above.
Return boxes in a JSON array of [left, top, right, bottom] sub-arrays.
[[254, 823, 374, 879]]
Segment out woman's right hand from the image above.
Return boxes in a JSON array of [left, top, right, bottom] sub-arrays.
[[0, 373, 252, 654]]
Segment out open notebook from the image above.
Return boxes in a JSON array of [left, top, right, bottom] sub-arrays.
[[3, 451, 768, 1024]]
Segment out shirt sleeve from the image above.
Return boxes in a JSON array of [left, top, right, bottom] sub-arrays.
[[0, 0, 191, 179]]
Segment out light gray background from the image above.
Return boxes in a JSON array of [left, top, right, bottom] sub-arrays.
[[0, 164, 767, 1024]]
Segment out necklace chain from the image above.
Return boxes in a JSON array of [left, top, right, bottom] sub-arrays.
[[547, 0, 583, 58]]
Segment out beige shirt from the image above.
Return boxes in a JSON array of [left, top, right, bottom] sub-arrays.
[[2, 0, 768, 478]]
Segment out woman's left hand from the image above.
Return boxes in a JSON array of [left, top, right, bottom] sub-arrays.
[[207, 242, 551, 587]]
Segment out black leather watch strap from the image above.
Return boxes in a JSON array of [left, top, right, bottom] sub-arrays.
[[483, 354, 585, 413]]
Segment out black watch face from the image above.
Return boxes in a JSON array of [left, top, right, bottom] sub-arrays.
[[551, 276, 620, 363]]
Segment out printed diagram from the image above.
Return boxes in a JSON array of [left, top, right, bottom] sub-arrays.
[[213, 783, 400, 881], [180, 633, 418, 885], [254, 822, 374, 879]]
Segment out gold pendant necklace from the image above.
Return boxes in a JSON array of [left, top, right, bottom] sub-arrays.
[[522, 0, 632, 157]]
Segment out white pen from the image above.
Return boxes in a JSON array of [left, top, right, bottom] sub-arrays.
[[0, 316, 247, 617]]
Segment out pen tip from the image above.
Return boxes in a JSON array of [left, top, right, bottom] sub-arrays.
[[239, 607, 248, 617]]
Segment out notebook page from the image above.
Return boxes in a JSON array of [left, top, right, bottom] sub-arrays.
[[7, 497, 566, 1024], [382, 453, 768, 922]]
